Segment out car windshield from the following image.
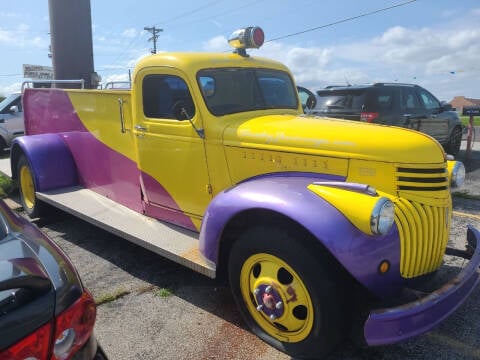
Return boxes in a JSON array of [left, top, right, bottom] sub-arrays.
[[197, 68, 298, 116], [0, 94, 20, 113]]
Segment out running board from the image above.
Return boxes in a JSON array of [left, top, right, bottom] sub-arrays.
[[36, 187, 216, 278]]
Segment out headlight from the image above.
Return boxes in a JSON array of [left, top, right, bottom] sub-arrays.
[[451, 161, 465, 188], [370, 198, 395, 235]]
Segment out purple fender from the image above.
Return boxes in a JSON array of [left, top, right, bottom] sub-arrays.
[[200, 173, 403, 298], [11, 134, 77, 191]]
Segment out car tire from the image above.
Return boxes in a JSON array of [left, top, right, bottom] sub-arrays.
[[0, 137, 7, 156], [445, 127, 462, 156], [228, 225, 346, 359], [17, 154, 47, 218]]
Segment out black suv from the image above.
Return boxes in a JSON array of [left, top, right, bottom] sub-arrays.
[[298, 83, 463, 155]]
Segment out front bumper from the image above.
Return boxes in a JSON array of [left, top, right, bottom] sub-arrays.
[[364, 225, 480, 346]]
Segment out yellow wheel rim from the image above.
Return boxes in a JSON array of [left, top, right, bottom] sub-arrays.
[[20, 164, 35, 210], [239, 253, 314, 343]]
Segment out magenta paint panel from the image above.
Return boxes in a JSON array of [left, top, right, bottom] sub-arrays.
[[23, 88, 143, 212]]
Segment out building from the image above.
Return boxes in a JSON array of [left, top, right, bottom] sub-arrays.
[[449, 96, 480, 113]]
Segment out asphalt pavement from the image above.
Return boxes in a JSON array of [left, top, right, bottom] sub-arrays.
[[3, 140, 480, 360]]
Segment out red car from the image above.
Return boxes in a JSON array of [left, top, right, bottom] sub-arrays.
[[0, 199, 106, 360]]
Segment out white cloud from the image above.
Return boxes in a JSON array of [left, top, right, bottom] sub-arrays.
[[122, 28, 138, 38], [202, 35, 228, 51], [252, 22, 480, 100], [0, 24, 49, 48], [0, 82, 22, 97]]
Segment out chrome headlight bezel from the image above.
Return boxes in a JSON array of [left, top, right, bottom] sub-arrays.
[[370, 198, 395, 235], [451, 161, 466, 188]]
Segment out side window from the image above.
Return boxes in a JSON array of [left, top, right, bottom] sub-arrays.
[[374, 89, 394, 112], [417, 89, 440, 110], [401, 88, 420, 111], [142, 74, 195, 120], [12, 96, 23, 112]]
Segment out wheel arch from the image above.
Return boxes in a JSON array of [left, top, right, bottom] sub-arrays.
[[11, 134, 78, 191], [215, 208, 350, 285], [199, 175, 402, 297]]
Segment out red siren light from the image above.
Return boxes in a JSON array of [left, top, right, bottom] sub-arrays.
[[228, 26, 265, 56]]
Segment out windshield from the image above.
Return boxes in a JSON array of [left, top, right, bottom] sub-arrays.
[[0, 94, 21, 113], [197, 68, 298, 116]]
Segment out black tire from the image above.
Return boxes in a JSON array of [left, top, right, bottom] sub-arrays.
[[228, 225, 346, 359], [17, 155, 47, 218], [445, 127, 462, 156], [0, 137, 7, 156]]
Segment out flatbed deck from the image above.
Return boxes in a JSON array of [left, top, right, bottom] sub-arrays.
[[0, 158, 215, 278]]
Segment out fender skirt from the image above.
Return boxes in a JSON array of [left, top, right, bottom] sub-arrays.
[[12, 134, 77, 191]]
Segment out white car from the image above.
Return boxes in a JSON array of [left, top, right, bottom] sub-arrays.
[[0, 93, 24, 151]]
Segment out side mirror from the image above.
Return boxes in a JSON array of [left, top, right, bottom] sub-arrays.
[[296, 86, 317, 112], [9, 105, 19, 114], [440, 101, 452, 112]]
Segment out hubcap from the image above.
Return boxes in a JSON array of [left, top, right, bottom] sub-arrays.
[[20, 165, 35, 210], [239, 253, 314, 343]]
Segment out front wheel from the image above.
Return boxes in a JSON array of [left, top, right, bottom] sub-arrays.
[[228, 226, 346, 359], [445, 127, 462, 156], [17, 155, 46, 218]]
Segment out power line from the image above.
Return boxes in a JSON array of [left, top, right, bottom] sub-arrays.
[[153, 0, 224, 26], [266, 0, 417, 43]]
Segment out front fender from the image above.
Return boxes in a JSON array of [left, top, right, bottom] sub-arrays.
[[11, 134, 77, 191], [200, 174, 402, 298]]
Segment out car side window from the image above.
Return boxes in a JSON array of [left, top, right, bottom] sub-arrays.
[[142, 74, 195, 120], [417, 89, 440, 111], [401, 88, 421, 111], [374, 89, 394, 112]]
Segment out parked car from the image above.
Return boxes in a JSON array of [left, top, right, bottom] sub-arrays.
[[298, 83, 463, 155], [0, 199, 106, 359], [0, 93, 25, 152]]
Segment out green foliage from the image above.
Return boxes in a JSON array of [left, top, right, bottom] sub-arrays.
[[154, 287, 173, 298], [95, 288, 130, 305], [0, 174, 14, 198], [460, 115, 480, 127]]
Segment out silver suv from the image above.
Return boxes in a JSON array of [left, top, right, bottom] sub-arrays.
[[0, 93, 24, 152]]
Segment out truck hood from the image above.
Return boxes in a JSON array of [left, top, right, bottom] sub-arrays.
[[222, 114, 445, 164]]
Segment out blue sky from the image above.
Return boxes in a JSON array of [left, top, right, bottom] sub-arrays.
[[1, 0, 479, 101]]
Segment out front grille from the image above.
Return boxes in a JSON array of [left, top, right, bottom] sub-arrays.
[[396, 165, 449, 192], [394, 163, 451, 278], [394, 199, 450, 278]]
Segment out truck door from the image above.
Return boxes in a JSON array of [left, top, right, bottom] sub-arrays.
[[133, 68, 211, 230]]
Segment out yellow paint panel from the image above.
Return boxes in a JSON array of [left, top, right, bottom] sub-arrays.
[[347, 160, 396, 195], [226, 147, 348, 184], [307, 184, 387, 235], [67, 90, 137, 161]]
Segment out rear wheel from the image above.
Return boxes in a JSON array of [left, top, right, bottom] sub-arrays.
[[17, 155, 46, 218], [228, 226, 346, 359], [445, 127, 462, 156]]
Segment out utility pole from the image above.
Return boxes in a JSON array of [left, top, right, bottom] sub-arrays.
[[144, 26, 163, 54]]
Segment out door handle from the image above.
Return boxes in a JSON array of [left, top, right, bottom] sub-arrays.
[[117, 98, 127, 133], [134, 124, 147, 131]]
